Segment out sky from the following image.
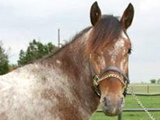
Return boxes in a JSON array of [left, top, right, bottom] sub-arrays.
[[0, 0, 160, 83]]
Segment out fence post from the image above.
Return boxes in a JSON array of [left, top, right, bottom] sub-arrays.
[[147, 85, 149, 93], [118, 113, 122, 120], [132, 86, 133, 92]]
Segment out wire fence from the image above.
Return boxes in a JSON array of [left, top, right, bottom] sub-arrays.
[[129, 84, 160, 94]]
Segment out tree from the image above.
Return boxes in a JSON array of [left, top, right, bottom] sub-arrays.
[[18, 39, 58, 66], [150, 79, 156, 84], [0, 42, 9, 75], [157, 79, 160, 84]]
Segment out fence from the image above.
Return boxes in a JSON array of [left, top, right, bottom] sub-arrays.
[[129, 84, 160, 94], [118, 93, 160, 120]]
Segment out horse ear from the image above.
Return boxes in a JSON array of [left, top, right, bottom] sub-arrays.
[[120, 3, 134, 30], [90, 1, 101, 26]]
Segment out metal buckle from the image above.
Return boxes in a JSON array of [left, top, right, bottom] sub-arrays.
[[93, 75, 99, 86], [93, 75, 101, 96]]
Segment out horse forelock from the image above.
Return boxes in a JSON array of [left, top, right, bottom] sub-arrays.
[[90, 15, 123, 51]]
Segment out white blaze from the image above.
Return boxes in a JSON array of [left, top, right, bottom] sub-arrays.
[[108, 30, 129, 71]]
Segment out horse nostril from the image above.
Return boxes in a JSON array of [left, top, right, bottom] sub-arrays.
[[119, 97, 124, 107], [120, 97, 123, 104], [103, 97, 109, 107]]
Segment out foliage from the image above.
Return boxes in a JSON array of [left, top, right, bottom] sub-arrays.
[[9, 64, 18, 71], [150, 79, 156, 84], [149, 78, 160, 84], [157, 79, 160, 84], [0, 42, 9, 75], [18, 39, 58, 66]]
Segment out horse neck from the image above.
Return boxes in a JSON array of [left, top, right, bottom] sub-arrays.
[[54, 30, 91, 75], [51, 30, 99, 114]]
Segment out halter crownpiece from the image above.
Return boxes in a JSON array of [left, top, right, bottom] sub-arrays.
[[89, 54, 129, 97]]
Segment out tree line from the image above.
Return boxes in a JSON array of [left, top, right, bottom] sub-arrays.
[[0, 39, 58, 75], [150, 79, 160, 84], [0, 41, 9, 74]]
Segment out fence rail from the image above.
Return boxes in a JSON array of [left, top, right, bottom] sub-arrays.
[[122, 108, 160, 112], [120, 93, 160, 120], [127, 93, 160, 96], [129, 84, 160, 94], [97, 108, 160, 112]]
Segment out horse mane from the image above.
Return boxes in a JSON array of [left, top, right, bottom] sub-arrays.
[[53, 15, 122, 56], [51, 26, 92, 56]]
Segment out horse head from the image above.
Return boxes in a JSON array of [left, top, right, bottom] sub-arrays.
[[88, 2, 134, 116]]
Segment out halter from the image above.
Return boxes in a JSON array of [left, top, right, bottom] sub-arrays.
[[89, 54, 130, 97]]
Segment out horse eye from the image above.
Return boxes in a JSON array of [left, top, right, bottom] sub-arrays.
[[128, 48, 132, 54]]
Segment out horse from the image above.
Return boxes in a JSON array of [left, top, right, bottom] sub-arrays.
[[0, 2, 134, 120]]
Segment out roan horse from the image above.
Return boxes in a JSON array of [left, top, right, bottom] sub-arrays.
[[0, 2, 134, 120]]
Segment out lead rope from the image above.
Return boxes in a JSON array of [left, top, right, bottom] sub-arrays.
[[127, 86, 155, 120]]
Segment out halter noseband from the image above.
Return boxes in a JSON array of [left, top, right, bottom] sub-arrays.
[[89, 55, 130, 97]]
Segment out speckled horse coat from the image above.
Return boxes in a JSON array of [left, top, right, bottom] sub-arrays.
[[0, 27, 100, 120]]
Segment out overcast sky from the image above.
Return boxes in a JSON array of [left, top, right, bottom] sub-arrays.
[[0, 0, 160, 83]]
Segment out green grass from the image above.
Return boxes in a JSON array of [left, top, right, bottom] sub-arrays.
[[125, 96, 160, 108], [90, 112, 160, 120], [90, 84, 160, 120]]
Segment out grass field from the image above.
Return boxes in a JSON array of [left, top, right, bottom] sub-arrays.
[[90, 112, 160, 120], [90, 84, 160, 120]]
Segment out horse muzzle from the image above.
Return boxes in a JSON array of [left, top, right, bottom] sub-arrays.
[[100, 95, 124, 116]]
